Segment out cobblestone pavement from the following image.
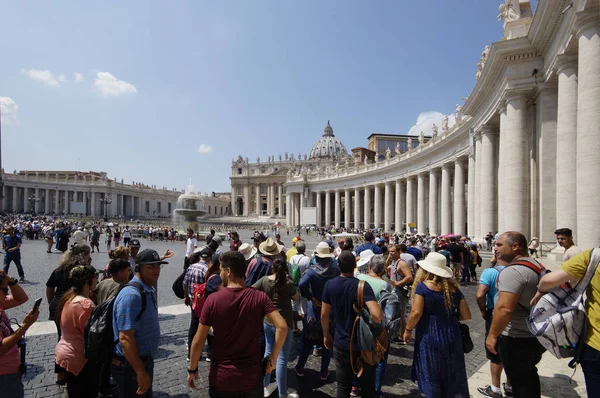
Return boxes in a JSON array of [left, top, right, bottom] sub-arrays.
[[10, 231, 493, 397]]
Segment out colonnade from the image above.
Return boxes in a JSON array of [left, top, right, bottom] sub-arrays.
[[232, 183, 284, 217]]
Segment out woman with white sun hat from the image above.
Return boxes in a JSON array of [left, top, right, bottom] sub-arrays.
[[403, 252, 472, 398]]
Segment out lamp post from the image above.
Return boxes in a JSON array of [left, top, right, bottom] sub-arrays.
[[101, 196, 112, 218], [28, 194, 40, 214]]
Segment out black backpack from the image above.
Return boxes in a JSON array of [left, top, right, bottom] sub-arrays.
[[84, 281, 146, 362]]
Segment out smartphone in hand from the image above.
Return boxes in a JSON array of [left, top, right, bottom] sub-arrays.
[[32, 298, 42, 312]]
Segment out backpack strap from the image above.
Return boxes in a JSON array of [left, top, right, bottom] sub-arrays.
[[350, 280, 366, 377], [357, 280, 365, 311], [510, 259, 545, 275], [127, 281, 148, 322]]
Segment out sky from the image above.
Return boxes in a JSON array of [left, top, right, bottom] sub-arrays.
[[0, 1, 537, 193]]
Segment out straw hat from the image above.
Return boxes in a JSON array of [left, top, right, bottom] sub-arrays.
[[239, 243, 257, 261], [356, 249, 375, 268], [417, 252, 453, 279], [314, 241, 333, 258], [259, 237, 284, 256]]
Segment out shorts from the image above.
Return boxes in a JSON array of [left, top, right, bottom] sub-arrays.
[[395, 289, 409, 318], [484, 309, 502, 364]]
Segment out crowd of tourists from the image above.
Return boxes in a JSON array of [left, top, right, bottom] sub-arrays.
[[0, 213, 599, 398]]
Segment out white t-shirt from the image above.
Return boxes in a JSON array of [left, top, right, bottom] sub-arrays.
[[563, 245, 583, 262], [186, 237, 198, 257], [73, 230, 86, 245], [123, 230, 131, 239]]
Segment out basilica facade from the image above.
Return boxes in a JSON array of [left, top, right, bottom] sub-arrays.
[[233, 0, 600, 248]]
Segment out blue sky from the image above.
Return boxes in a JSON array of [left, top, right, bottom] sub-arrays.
[[0, 1, 536, 193]]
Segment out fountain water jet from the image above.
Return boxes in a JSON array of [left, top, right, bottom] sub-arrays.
[[172, 183, 206, 232]]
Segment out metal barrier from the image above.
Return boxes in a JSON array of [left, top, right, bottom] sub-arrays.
[[538, 241, 558, 258]]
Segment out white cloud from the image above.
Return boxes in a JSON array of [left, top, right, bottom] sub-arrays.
[[0, 97, 19, 124], [74, 72, 84, 83], [94, 72, 137, 97], [20, 68, 62, 87], [406, 111, 456, 136], [57, 74, 67, 83], [197, 144, 213, 154]]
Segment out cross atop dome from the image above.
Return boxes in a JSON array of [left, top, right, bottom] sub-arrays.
[[323, 120, 334, 137]]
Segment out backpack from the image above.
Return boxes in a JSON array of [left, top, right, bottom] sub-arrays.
[[172, 269, 186, 299], [527, 249, 600, 367], [245, 257, 272, 286], [378, 290, 403, 337], [84, 281, 146, 363], [350, 281, 389, 376], [192, 274, 218, 318], [289, 254, 306, 285]]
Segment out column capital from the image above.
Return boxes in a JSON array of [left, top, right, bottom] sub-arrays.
[[573, 7, 600, 39], [453, 157, 467, 167], [428, 168, 439, 177], [497, 102, 507, 114], [441, 163, 452, 171], [480, 124, 498, 137], [555, 52, 578, 75], [504, 90, 529, 104]]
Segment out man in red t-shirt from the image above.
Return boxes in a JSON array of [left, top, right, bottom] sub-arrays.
[[186, 251, 288, 397]]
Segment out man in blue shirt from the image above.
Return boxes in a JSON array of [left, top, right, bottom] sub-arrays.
[[355, 232, 382, 256], [321, 250, 382, 398], [2, 226, 25, 281], [112, 249, 167, 397], [475, 254, 511, 398]]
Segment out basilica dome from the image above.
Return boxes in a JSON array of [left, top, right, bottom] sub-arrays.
[[309, 121, 349, 160]]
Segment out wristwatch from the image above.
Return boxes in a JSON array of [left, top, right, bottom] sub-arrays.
[[8, 277, 18, 286]]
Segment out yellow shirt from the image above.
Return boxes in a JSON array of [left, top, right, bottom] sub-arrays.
[[286, 246, 298, 262], [561, 249, 600, 351]]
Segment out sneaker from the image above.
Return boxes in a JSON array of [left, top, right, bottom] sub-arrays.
[[19, 277, 25, 282], [476, 385, 502, 397], [294, 365, 304, 377], [350, 386, 360, 397], [186, 356, 190, 362], [264, 382, 278, 397], [503, 383, 513, 397], [320, 371, 330, 381]]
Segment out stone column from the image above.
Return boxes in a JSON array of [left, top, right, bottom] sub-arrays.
[[354, 188, 361, 230], [266, 185, 271, 215], [477, 126, 498, 239], [12, 187, 18, 212], [271, 185, 276, 216], [44, 189, 50, 214], [497, 105, 507, 233], [63, 190, 69, 214], [231, 185, 237, 216], [344, 189, 351, 229], [575, 12, 600, 247], [441, 164, 452, 235], [417, 174, 426, 234], [34, 188, 40, 213], [453, 160, 466, 236], [325, 191, 331, 227], [243, 185, 249, 216], [255, 185, 260, 215], [428, 170, 438, 236], [278, 185, 283, 216], [554, 55, 578, 233], [373, 184, 382, 229], [364, 186, 371, 229], [502, 92, 530, 234], [474, 132, 483, 239], [334, 190, 341, 228], [90, 191, 96, 217], [406, 177, 415, 230], [395, 180, 402, 233], [315, 191, 321, 226], [285, 193, 293, 227], [384, 182, 393, 232]]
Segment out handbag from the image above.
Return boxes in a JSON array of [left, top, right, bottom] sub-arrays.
[[460, 323, 474, 353]]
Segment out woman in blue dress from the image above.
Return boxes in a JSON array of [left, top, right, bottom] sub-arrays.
[[403, 252, 471, 398]]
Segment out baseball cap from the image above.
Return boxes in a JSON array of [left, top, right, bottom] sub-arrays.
[[199, 247, 212, 259], [135, 249, 169, 265], [129, 239, 141, 248], [292, 236, 301, 244]]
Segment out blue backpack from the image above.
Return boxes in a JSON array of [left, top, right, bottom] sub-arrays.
[[246, 257, 272, 286]]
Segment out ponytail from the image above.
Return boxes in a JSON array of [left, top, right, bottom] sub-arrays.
[[272, 258, 289, 291]]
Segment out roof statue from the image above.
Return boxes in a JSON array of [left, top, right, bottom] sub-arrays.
[[442, 116, 449, 132], [498, 0, 521, 23]]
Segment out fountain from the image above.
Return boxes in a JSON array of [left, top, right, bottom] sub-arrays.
[[172, 183, 206, 232]]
